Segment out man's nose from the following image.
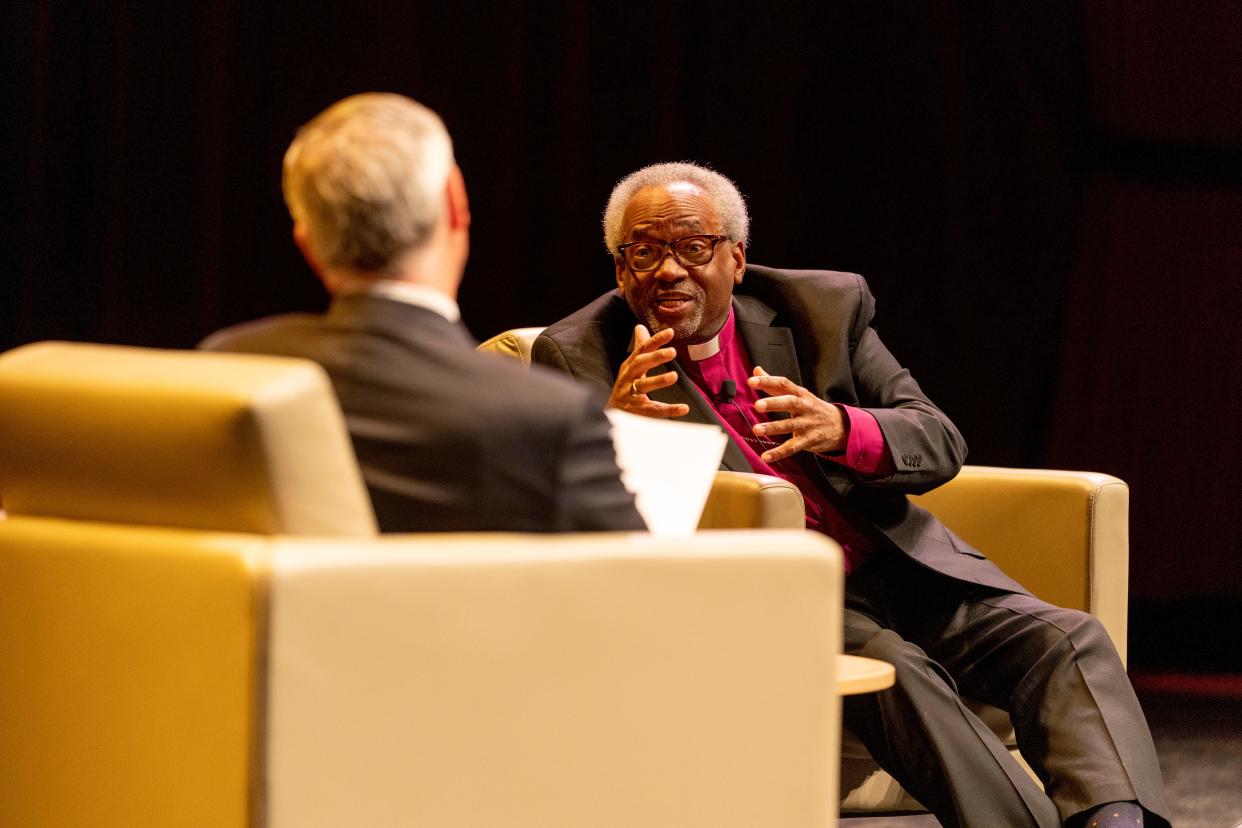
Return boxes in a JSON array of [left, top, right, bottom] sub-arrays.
[[652, 248, 688, 280]]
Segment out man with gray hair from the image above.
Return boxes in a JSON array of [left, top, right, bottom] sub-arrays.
[[203, 93, 643, 533], [532, 161, 1169, 827]]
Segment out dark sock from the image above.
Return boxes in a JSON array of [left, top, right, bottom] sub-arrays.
[[1072, 800, 1143, 827]]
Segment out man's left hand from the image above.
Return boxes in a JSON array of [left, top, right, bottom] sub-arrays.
[[746, 366, 847, 464]]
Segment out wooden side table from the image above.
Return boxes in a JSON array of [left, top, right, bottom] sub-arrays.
[[837, 654, 895, 696]]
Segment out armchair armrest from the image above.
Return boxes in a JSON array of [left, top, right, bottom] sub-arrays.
[[698, 471, 806, 530], [0, 516, 264, 826], [910, 465, 1130, 660]]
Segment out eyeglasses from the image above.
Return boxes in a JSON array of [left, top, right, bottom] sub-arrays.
[[617, 234, 728, 272]]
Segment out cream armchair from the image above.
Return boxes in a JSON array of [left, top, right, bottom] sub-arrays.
[[0, 341, 844, 828], [479, 326, 1132, 815]]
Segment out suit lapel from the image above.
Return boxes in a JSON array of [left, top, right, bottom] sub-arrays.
[[733, 294, 803, 388]]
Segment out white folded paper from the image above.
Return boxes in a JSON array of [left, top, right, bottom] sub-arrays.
[[605, 409, 728, 538]]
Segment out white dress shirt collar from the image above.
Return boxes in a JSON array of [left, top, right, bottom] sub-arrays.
[[685, 334, 722, 361], [346, 279, 461, 323]]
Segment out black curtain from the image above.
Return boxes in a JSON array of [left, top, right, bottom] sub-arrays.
[[8, 1, 1242, 668]]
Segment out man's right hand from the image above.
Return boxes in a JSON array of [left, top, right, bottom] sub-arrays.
[[607, 325, 690, 418]]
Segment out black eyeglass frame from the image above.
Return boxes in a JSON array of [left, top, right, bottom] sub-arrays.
[[616, 234, 730, 272]]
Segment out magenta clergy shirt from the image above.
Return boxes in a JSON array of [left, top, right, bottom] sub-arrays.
[[679, 308, 895, 572]]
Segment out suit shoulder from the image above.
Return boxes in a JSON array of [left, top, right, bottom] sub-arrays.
[[741, 264, 873, 314], [743, 263, 867, 295], [473, 346, 598, 402], [199, 313, 321, 352], [469, 350, 608, 445]]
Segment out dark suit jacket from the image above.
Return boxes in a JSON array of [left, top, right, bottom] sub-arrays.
[[532, 264, 1024, 592], [201, 292, 645, 533]]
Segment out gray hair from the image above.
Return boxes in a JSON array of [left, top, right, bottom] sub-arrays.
[[602, 162, 750, 254], [282, 93, 455, 274]]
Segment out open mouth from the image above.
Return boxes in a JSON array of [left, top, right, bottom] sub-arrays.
[[653, 294, 695, 315]]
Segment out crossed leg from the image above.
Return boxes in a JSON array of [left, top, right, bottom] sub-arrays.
[[841, 551, 1168, 828]]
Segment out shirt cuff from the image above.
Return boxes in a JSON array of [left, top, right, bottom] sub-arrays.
[[834, 405, 895, 477]]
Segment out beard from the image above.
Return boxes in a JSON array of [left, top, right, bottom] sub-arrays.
[[628, 279, 707, 343]]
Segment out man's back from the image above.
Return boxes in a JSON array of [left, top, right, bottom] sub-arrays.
[[202, 292, 644, 533]]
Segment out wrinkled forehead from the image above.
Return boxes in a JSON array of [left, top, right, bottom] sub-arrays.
[[621, 184, 721, 239]]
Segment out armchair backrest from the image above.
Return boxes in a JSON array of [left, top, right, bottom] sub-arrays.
[[912, 465, 1130, 660], [0, 341, 376, 536]]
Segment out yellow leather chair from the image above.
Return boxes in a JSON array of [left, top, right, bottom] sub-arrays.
[[0, 341, 844, 828], [479, 327, 1132, 814]]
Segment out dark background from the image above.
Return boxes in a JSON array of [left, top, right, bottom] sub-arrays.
[[7, 2, 1241, 670]]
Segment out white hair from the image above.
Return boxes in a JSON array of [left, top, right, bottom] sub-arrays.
[[282, 93, 455, 273], [602, 161, 750, 254]]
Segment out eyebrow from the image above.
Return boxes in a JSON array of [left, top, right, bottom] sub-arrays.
[[628, 219, 708, 239]]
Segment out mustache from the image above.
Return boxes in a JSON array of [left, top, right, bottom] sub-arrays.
[[639, 280, 704, 302]]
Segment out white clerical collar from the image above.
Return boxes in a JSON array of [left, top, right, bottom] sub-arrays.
[[352, 279, 461, 323], [685, 334, 722, 361]]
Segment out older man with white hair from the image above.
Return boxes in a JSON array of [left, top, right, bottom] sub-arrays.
[[203, 93, 643, 533], [532, 161, 1170, 828]]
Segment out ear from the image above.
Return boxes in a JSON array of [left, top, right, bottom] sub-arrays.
[[614, 255, 627, 292], [731, 241, 747, 284], [292, 222, 329, 281], [445, 165, 471, 231]]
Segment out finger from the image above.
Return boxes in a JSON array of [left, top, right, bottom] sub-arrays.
[[632, 324, 652, 351], [761, 435, 806, 464], [748, 372, 801, 395], [647, 326, 675, 347], [612, 365, 680, 408], [753, 393, 801, 415], [760, 445, 791, 464], [625, 347, 678, 375], [637, 401, 690, 419], [615, 392, 689, 419], [634, 371, 679, 395], [752, 414, 800, 437], [632, 325, 674, 354]]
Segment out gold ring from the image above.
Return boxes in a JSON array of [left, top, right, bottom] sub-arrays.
[[630, 380, 640, 397]]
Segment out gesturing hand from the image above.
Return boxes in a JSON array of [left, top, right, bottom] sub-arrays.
[[746, 366, 847, 464], [607, 325, 691, 418]]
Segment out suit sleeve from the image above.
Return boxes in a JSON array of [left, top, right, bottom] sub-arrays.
[[556, 392, 647, 531], [844, 275, 967, 494]]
